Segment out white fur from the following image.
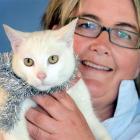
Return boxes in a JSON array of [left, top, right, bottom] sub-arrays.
[[2, 19, 111, 140], [68, 79, 111, 139]]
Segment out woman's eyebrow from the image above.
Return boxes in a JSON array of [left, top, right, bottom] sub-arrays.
[[114, 22, 138, 32], [78, 13, 101, 21]]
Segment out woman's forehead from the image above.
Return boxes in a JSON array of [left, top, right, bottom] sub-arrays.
[[77, 0, 138, 30]]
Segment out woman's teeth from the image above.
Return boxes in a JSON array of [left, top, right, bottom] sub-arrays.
[[82, 60, 113, 71]]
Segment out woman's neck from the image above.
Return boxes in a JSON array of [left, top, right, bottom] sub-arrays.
[[84, 78, 118, 121], [95, 103, 116, 121]]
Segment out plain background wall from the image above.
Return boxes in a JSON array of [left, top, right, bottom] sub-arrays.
[[0, 0, 48, 52]]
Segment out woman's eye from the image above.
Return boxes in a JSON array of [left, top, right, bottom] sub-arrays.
[[24, 58, 34, 67], [48, 55, 59, 64], [78, 22, 97, 29], [118, 31, 131, 40]]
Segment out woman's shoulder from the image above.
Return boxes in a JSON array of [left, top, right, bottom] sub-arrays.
[[118, 100, 140, 140]]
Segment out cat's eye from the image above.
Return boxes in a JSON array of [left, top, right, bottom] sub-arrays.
[[48, 55, 59, 64], [24, 58, 34, 67]]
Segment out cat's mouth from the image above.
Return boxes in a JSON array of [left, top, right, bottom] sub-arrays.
[[81, 60, 113, 71], [35, 82, 53, 91]]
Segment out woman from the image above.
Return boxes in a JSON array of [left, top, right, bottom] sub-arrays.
[[26, 0, 140, 139]]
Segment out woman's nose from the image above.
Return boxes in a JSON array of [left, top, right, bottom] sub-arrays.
[[89, 32, 111, 55]]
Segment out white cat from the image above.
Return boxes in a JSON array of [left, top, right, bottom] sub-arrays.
[[0, 19, 111, 140]]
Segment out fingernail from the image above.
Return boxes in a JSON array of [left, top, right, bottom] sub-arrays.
[[77, 72, 81, 78]]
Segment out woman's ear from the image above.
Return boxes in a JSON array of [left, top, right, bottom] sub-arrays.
[[3, 24, 30, 53], [52, 25, 60, 30], [135, 62, 140, 78], [138, 64, 140, 75]]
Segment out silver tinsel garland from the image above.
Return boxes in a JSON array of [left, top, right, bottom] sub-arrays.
[[0, 52, 78, 132]]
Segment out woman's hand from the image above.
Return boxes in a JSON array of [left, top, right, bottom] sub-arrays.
[[26, 92, 95, 140]]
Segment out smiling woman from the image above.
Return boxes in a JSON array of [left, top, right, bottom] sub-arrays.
[[25, 0, 140, 140]]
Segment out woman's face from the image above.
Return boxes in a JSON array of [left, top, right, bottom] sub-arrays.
[[74, 0, 140, 105]]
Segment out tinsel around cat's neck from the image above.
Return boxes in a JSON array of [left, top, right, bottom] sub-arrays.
[[0, 52, 79, 131]]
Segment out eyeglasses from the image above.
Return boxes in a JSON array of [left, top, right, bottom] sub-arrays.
[[74, 17, 140, 49]]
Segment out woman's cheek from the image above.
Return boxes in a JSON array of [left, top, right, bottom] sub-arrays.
[[74, 36, 80, 54], [73, 35, 86, 55]]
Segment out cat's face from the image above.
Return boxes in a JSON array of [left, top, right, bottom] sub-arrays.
[[4, 19, 77, 91]]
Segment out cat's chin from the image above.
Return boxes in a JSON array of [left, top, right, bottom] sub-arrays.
[[35, 84, 53, 91], [28, 81, 53, 91]]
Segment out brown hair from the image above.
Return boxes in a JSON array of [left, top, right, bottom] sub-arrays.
[[133, 0, 140, 94], [41, 0, 80, 29], [134, 0, 140, 29]]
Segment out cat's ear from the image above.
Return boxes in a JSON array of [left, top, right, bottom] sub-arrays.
[[3, 24, 30, 52], [58, 18, 78, 48]]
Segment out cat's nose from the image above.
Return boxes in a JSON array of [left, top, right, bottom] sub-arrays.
[[37, 72, 46, 80]]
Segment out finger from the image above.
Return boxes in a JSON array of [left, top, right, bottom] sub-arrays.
[[32, 104, 51, 116], [51, 92, 77, 111], [32, 95, 70, 121], [27, 121, 51, 140], [26, 108, 58, 133]]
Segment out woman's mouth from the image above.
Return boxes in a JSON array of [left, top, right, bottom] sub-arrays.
[[81, 60, 113, 71]]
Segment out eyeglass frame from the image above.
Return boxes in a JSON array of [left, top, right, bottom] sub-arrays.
[[66, 16, 140, 49]]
